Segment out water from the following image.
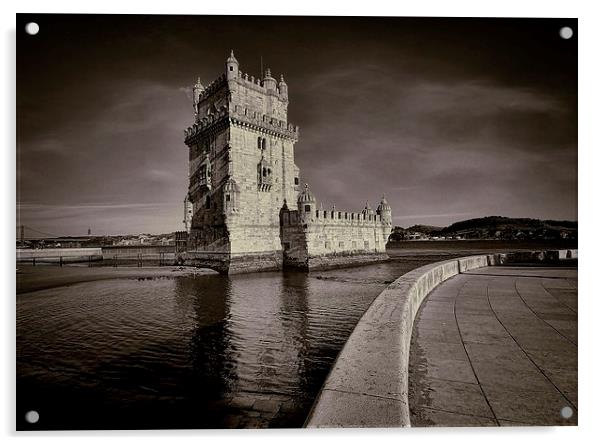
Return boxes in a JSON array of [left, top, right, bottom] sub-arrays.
[[16, 242, 572, 429]]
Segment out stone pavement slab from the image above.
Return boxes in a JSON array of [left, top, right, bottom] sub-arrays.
[[408, 266, 577, 427]]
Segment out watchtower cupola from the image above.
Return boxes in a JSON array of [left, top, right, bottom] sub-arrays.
[[376, 195, 392, 225], [362, 201, 374, 216], [226, 50, 239, 80], [223, 177, 240, 214], [298, 184, 316, 221], [192, 77, 204, 115], [263, 68, 277, 92], [278, 74, 288, 101]]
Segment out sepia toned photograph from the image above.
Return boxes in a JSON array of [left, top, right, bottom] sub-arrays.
[[16, 14, 577, 430]]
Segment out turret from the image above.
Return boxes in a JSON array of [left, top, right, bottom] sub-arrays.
[[362, 201, 374, 216], [376, 195, 392, 225], [192, 77, 204, 116], [278, 74, 288, 101], [223, 177, 240, 214], [263, 68, 277, 92], [298, 184, 316, 222], [183, 195, 193, 232], [226, 50, 239, 80]]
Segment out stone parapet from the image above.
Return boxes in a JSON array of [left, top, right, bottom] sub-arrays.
[[304, 249, 577, 428], [16, 248, 102, 259]]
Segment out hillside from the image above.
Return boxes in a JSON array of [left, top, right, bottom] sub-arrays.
[[390, 216, 577, 241]]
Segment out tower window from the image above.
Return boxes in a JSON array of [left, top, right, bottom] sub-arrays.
[[262, 138, 266, 150], [205, 196, 211, 209], [225, 194, 231, 202], [304, 205, 311, 212], [257, 137, 261, 149], [294, 177, 299, 185], [229, 66, 233, 71]]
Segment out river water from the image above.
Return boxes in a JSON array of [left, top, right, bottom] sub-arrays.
[[16, 242, 572, 430]]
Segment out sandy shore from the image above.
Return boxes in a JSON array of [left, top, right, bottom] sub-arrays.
[[16, 264, 218, 294]]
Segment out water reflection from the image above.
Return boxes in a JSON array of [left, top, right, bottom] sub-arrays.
[[17, 251, 457, 430]]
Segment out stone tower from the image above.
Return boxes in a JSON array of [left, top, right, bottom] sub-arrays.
[[183, 51, 300, 273]]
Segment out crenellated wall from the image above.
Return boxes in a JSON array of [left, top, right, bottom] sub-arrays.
[[182, 52, 392, 274], [279, 204, 392, 270]]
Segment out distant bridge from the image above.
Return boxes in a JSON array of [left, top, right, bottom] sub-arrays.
[[16, 225, 91, 245]]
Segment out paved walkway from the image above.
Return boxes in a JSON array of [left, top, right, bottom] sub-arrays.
[[408, 266, 577, 427]]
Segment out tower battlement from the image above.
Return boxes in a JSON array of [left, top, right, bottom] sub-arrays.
[[181, 51, 392, 274]]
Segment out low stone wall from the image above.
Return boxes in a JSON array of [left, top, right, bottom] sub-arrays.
[[101, 245, 175, 259], [305, 249, 577, 428], [17, 248, 102, 260]]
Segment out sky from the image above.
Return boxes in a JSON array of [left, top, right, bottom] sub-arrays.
[[16, 15, 577, 236]]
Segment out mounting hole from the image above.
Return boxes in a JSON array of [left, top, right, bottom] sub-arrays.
[[560, 406, 573, 419], [25, 22, 39, 35], [559, 26, 573, 39], [25, 410, 39, 424]]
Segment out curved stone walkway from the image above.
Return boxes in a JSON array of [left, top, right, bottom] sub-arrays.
[[408, 266, 577, 427]]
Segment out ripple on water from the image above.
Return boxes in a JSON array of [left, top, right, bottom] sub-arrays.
[[17, 255, 451, 429]]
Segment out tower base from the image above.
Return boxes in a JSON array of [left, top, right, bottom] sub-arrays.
[[183, 250, 283, 275], [284, 252, 389, 271]]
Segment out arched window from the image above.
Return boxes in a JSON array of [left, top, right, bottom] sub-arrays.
[[262, 138, 266, 150], [257, 137, 261, 149], [263, 168, 267, 177], [205, 196, 211, 209]]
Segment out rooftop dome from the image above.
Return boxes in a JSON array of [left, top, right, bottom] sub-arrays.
[[377, 195, 391, 212], [298, 184, 316, 203], [362, 201, 373, 214], [226, 49, 238, 65], [193, 77, 204, 90]]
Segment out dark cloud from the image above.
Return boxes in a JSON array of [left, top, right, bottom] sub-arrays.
[[17, 15, 577, 235]]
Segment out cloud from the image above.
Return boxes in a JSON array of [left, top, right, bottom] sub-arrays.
[[293, 62, 576, 225], [16, 16, 577, 234]]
